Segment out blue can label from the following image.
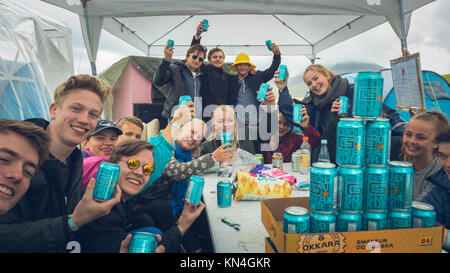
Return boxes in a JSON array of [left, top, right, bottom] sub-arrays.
[[221, 132, 232, 149], [352, 72, 383, 118], [265, 40, 273, 51], [202, 19, 208, 31], [310, 163, 337, 212], [365, 119, 391, 166], [278, 65, 287, 81], [388, 209, 412, 229], [364, 166, 389, 210], [388, 161, 414, 210], [338, 96, 348, 116], [412, 201, 436, 228], [93, 162, 120, 201], [362, 210, 387, 231], [217, 181, 232, 208], [310, 211, 336, 233], [283, 207, 310, 234], [129, 232, 157, 253], [336, 211, 362, 232], [336, 118, 365, 166], [167, 39, 174, 49], [293, 104, 303, 123], [337, 167, 364, 211], [257, 83, 269, 102], [185, 176, 205, 205], [179, 95, 192, 106]]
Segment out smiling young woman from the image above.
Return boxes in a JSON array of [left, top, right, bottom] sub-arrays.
[[400, 111, 449, 200], [300, 64, 353, 163]]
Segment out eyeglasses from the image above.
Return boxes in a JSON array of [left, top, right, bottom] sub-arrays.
[[124, 158, 154, 176], [189, 54, 204, 62]]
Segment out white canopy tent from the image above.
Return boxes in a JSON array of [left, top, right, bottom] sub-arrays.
[[42, 0, 434, 75], [0, 0, 73, 120]]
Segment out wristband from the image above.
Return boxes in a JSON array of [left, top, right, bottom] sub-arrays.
[[169, 120, 180, 130], [210, 153, 218, 163], [68, 214, 79, 232]]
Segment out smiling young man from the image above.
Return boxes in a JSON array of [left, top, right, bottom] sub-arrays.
[[154, 42, 207, 124], [0, 75, 121, 252], [190, 22, 233, 120], [0, 119, 50, 215], [115, 116, 144, 143]]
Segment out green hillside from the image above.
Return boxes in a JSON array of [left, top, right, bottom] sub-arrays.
[[443, 74, 450, 84]]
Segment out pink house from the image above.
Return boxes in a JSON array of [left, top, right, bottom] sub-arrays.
[[100, 56, 167, 123]]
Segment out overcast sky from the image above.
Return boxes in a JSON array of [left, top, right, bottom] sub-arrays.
[[16, 0, 450, 77]]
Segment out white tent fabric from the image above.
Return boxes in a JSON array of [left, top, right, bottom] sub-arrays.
[[0, 0, 74, 120], [42, 0, 434, 75]]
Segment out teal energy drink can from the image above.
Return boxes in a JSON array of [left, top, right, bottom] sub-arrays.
[[93, 162, 120, 201], [265, 40, 273, 51], [310, 162, 338, 212], [278, 65, 287, 81], [337, 166, 364, 211], [388, 161, 414, 210], [310, 211, 336, 233], [129, 232, 157, 253], [221, 132, 232, 149], [167, 39, 174, 49], [257, 83, 269, 102], [283, 206, 310, 234], [185, 176, 205, 205], [336, 211, 362, 232], [365, 118, 391, 166], [179, 95, 192, 106], [336, 118, 365, 166], [217, 181, 232, 208]]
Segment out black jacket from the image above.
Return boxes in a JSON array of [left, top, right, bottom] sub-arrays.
[[76, 197, 184, 253], [153, 59, 202, 119], [191, 36, 232, 119], [0, 118, 82, 252]]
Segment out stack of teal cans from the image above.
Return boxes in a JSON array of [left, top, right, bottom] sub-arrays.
[[332, 71, 436, 231]]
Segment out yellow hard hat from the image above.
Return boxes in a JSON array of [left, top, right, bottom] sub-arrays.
[[230, 53, 256, 72]]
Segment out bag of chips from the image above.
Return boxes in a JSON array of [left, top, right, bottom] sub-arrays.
[[234, 171, 292, 201]]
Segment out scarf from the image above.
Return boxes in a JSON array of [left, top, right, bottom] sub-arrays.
[[303, 75, 349, 110], [170, 141, 192, 218]]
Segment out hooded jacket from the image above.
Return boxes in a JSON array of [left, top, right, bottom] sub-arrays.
[[0, 118, 82, 253]]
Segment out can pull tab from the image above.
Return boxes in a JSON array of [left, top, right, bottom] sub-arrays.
[[221, 217, 240, 231]]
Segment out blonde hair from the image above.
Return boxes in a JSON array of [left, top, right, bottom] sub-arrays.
[[401, 110, 449, 162], [208, 105, 239, 152], [303, 64, 337, 83], [53, 74, 112, 111]]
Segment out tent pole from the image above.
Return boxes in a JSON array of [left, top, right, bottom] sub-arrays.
[[149, 15, 193, 46], [398, 0, 409, 56], [90, 61, 97, 76]]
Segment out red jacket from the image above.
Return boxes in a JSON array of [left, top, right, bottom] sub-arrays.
[[263, 125, 320, 164]]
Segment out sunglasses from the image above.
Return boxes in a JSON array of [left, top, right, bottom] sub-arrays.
[[125, 158, 154, 176], [189, 54, 204, 62]]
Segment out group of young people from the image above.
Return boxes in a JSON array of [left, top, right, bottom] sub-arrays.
[[0, 21, 449, 253]]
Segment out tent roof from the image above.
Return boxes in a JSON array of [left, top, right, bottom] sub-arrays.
[[42, 0, 434, 75]]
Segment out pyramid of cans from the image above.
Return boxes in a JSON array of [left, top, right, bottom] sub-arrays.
[[283, 72, 436, 234]]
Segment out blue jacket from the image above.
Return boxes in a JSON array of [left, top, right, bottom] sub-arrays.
[[421, 168, 450, 230]]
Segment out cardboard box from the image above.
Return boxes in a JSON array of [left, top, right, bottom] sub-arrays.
[[265, 237, 278, 253], [261, 197, 444, 253]]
